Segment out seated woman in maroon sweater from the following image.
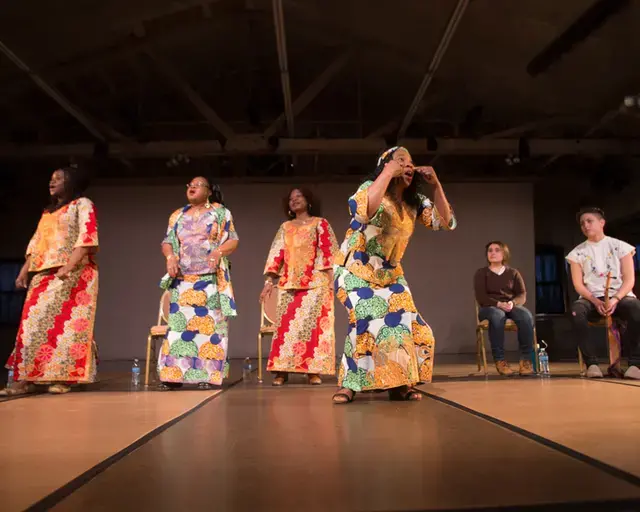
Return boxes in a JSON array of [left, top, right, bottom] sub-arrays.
[[474, 241, 535, 376]]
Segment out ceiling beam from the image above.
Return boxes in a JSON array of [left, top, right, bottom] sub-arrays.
[[542, 96, 634, 168], [264, 50, 351, 138], [2, 137, 639, 159], [481, 116, 591, 139], [145, 50, 235, 140], [0, 13, 233, 103], [272, 0, 295, 137], [398, 0, 469, 138], [0, 39, 107, 142]]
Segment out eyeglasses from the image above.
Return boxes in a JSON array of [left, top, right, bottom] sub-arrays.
[[186, 182, 209, 189]]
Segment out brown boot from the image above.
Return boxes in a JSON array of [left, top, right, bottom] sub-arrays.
[[519, 359, 535, 376], [495, 360, 514, 376]]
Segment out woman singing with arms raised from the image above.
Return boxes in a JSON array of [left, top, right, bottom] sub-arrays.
[[332, 147, 456, 404]]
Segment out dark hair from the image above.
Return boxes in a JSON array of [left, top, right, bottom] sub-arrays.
[[202, 177, 224, 205], [365, 146, 423, 210], [45, 166, 90, 213], [283, 187, 321, 219], [576, 206, 605, 223], [485, 240, 510, 265]]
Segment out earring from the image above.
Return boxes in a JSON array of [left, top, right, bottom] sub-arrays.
[[288, 210, 293, 217], [205, 199, 211, 209]]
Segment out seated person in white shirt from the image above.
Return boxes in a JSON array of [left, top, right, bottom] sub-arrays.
[[566, 207, 640, 380]]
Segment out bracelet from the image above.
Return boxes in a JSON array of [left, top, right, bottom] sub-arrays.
[[264, 280, 274, 286], [166, 254, 176, 261]]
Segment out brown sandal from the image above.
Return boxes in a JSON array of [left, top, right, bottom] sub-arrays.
[[308, 374, 322, 385], [272, 373, 288, 386], [332, 388, 355, 404], [388, 386, 422, 401]]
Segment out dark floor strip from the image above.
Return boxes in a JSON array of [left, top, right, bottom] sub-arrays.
[[25, 375, 245, 512], [378, 497, 640, 512], [588, 377, 640, 389], [421, 391, 640, 489]]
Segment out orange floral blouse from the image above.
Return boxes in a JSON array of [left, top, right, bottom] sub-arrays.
[[264, 217, 338, 290], [26, 198, 99, 272]]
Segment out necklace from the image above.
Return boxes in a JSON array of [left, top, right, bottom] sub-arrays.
[[293, 216, 313, 225], [190, 205, 208, 219]]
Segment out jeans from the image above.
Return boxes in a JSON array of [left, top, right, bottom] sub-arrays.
[[478, 306, 535, 361], [571, 296, 640, 367]]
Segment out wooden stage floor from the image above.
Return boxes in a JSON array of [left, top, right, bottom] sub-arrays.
[[1, 360, 639, 511]]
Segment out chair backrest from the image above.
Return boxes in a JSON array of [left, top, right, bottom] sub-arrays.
[[262, 288, 279, 326], [159, 290, 171, 324]]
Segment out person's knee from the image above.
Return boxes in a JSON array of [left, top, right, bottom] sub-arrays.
[[512, 306, 533, 326], [483, 307, 506, 325], [622, 298, 640, 324], [571, 300, 590, 322]]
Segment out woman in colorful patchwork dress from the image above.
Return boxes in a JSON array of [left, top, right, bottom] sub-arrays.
[[1, 167, 99, 396], [260, 187, 338, 386], [158, 177, 239, 390], [332, 147, 456, 403]]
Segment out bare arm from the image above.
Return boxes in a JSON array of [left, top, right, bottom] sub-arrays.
[[366, 162, 402, 219], [15, 256, 31, 289], [56, 247, 91, 279], [569, 261, 597, 304], [614, 253, 635, 300], [217, 239, 238, 258], [432, 182, 453, 227]]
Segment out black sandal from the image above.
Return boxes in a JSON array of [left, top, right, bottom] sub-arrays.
[[157, 382, 182, 391], [332, 388, 356, 404], [198, 382, 213, 390], [388, 386, 423, 401]]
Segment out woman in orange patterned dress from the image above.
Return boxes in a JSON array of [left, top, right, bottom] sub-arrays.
[[259, 188, 338, 386], [1, 167, 99, 396]]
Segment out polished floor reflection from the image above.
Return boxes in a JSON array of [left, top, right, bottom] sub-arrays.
[[54, 383, 640, 511]]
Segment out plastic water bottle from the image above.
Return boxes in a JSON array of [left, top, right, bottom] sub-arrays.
[[7, 368, 14, 389], [538, 340, 550, 377], [242, 357, 252, 382], [131, 359, 141, 389]]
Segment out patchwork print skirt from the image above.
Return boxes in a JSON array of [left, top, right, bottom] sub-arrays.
[[158, 274, 235, 385], [7, 263, 99, 384], [266, 286, 335, 375], [334, 266, 435, 391]]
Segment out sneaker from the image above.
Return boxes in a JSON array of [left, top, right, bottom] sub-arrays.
[[519, 359, 535, 376], [586, 364, 603, 378], [495, 360, 514, 376], [624, 365, 640, 380]]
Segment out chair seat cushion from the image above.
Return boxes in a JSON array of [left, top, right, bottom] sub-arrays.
[[478, 319, 517, 330], [150, 325, 169, 336]]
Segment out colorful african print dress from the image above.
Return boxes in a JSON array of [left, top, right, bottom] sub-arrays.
[[333, 182, 456, 391], [265, 217, 338, 375], [158, 203, 238, 385], [6, 197, 99, 384]]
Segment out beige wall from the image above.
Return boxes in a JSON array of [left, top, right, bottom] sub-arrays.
[[81, 181, 534, 361]]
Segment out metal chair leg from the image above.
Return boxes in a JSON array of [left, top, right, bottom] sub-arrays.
[[476, 328, 482, 372], [578, 348, 585, 376], [533, 328, 540, 373], [145, 334, 152, 387], [480, 330, 488, 376], [257, 332, 263, 383]]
